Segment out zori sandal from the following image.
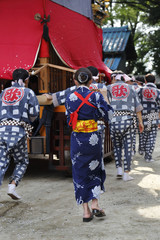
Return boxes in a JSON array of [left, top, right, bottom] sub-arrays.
[[83, 213, 94, 222], [92, 209, 106, 217]]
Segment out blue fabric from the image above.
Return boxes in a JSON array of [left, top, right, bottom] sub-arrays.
[[107, 80, 142, 172], [139, 125, 158, 161], [52, 82, 107, 107], [0, 135, 29, 186], [110, 120, 135, 171], [0, 83, 39, 125], [0, 82, 39, 186], [136, 83, 160, 160], [136, 83, 160, 126], [65, 86, 113, 204], [107, 81, 143, 123], [65, 86, 113, 123]]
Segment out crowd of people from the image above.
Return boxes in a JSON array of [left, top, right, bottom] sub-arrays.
[[0, 66, 160, 223], [45, 67, 160, 222]]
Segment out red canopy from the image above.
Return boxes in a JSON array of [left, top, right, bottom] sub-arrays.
[[0, 0, 43, 80], [47, 1, 112, 81], [0, 0, 111, 81]]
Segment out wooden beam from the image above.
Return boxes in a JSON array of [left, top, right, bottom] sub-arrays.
[[31, 63, 75, 75], [39, 58, 50, 92], [47, 63, 75, 73], [31, 64, 48, 75]]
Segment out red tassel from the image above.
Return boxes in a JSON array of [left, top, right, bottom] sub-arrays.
[[69, 111, 78, 130]]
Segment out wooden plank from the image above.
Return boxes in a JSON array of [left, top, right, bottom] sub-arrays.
[[48, 63, 75, 73], [54, 105, 66, 112], [36, 95, 53, 105], [31, 64, 48, 75], [39, 58, 49, 92]]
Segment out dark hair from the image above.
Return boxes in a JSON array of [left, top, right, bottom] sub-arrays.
[[12, 68, 29, 81], [28, 75, 39, 94], [156, 83, 160, 89], [145, 73, 155, 83], [135, 75, 145, 85], [74, 68, 92, 84], [111, 70, 125, 81], [87, 66, 99, 77], [29, 75, 38, 83], [111, 70, 124, 75]]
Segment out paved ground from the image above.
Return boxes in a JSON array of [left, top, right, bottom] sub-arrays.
[[0, 131, 160, 240]]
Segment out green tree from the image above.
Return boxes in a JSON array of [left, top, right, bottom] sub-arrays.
[[111, 0, 160, 25], [148, 29, 160, 75], [103, 0, 160, 75]]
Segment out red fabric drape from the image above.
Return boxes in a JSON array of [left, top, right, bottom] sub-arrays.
[[46, 1, 112, 82], [0, 0, 111, 82], [0, 0, 43, 80], [39, 38, 50, 58]]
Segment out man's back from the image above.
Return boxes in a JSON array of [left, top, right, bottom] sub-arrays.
[[136, 83, 160, 114], [0, 83, 39, 124]]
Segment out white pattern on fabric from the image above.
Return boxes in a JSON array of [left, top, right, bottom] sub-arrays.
[[73, 180, 84, 189], [113, 110, 137, 128], [72, 152, 81, 165], [89, 133, 99, 146], [73, 132, 82, 146], [95, 92, 100, 101], [92, 185, 101, 199], [0, 120, 33, 139], [77, 196, 84, 205], [142, 112, 159, 131], [69, 93, 78, 102], [0, 82, 39, 187], [89, 160, 99, 171], [65, 86, 113, 205]]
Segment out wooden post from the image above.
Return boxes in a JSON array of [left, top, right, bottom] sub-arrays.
[[62, 69, 66, 90], [39, 57, 50, 93]]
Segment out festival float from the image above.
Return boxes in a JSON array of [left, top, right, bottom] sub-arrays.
[[0, 0, 112, 172]]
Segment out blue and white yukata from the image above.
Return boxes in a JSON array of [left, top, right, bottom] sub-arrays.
[[107, 80, 143, 171], [51, 82, 107, 107], [51, 82, 108, 158], [132, 85, 144, 155], [89, 82, 108, 158], [136, 83, 160, 161], [65, 86, 113, 204], [0, 82, 39, 186], [130, 83, 141, 155]]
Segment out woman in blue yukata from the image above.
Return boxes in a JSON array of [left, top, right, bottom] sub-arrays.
[[65, 68, 113, 222]]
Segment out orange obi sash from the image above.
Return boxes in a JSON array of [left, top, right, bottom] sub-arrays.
[[69, 91, 97, 130], [73, 119, 98, 133]]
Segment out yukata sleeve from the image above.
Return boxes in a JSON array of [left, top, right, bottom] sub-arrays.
[[157, 90, 160, 109], [95, 92, 114, 122], [156, 90, 160, 124], [133, 90, 143, 113], [106, 85, 112, 103], [28, 89, 40, 122], [51, 86, 77, 107], [97, 83, 107, 89], [101, 83, 107, 89], [65, 97, 72, 126]]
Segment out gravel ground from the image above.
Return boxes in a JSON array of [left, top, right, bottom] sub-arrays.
[[0, 131, 160, 240]]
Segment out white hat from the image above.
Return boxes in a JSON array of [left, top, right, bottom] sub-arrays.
[[114, 73, 131, 82]]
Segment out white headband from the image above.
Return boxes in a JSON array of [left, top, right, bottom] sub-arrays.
[[11, 79, 27, 87], [114, 74, 131, 82], [92, 75, 99, 81]]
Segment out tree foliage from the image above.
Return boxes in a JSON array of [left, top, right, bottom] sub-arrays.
[[103, 0, 160, 75], [148, 29, 160, 75], [111, 0, 160, 25]]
